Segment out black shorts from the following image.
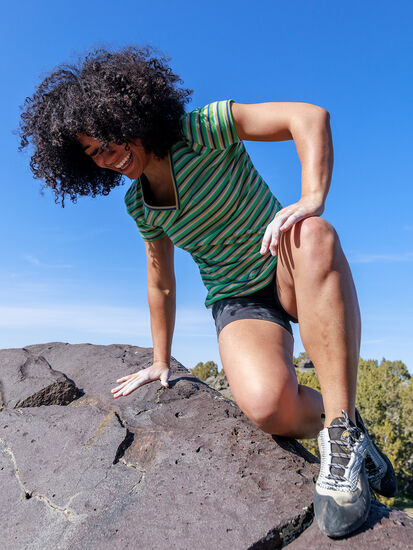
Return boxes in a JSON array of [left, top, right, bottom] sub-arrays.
[[211, 269, 298, 338]]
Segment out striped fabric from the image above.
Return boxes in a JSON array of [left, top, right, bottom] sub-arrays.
[[124, 100, 282, 309]]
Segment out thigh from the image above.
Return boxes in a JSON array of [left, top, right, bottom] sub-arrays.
[[276, 228, 298, 321], [218, 318, 297, 416], [275, 217, 339, 320]]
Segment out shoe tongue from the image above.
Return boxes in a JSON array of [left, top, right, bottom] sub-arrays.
[[327, 417, 354, 478]]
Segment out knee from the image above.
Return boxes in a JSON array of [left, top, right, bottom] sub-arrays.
[[294, 217, 338, 270], [242, 379, 298, 435]]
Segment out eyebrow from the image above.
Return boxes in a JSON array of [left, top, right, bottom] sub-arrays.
[[82, 145, 91, 151]]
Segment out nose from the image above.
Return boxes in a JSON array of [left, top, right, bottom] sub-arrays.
[[102, 146, 118, 166]]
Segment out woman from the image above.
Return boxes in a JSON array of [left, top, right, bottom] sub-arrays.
[[19, 46, 396, 538]]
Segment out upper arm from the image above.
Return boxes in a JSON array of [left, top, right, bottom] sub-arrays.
[[145, 235, 175, 290], [183, 100, 239, 150], [230, 101, 329, 142]]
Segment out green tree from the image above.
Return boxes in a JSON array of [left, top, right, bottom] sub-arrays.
[[190, 360, 219, 381], [295, 369, 320, 457], [356, 358, 412, 498], [294, 351, 310, 364]]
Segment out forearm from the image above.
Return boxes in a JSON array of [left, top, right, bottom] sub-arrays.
[[232, 101, 334, 207], [290, 109, 334, 207], [148, 283, 176, 365]]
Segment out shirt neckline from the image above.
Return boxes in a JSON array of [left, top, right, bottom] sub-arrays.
[[139, 150, 180, 211]]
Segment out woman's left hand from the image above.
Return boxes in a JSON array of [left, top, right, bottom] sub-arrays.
[[260, 195, 325, 256]]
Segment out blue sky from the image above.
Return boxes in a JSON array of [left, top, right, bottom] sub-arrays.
[[0, 1, 412, 373]]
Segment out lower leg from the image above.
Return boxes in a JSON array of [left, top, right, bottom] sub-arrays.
[[278, 219, 360, 427]]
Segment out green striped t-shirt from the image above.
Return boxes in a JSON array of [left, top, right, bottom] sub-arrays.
[[124, 99, 282, 309]]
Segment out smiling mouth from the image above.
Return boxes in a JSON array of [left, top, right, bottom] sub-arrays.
[[113, 151, 132, 171]]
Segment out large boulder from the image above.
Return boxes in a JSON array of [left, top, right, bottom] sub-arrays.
[[0, 342, 412, 549]]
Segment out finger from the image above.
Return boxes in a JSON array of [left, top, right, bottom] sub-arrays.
[[111, 378, 135, 392], [274, 207, 300, 232], [112, 382, 131, 395], [269, 222, 282, 254], [269, 241, 278, 256], [111, 384, 127, 393], [272, 211, 290, 235], [112, 388, 126, 398], [111, 383, 126, 393], [116, 375, 133, 383], [121, 372, 153, 395], [112, 374, 141, 394], [260, 224, 273, 254], [274, 210, 292, 227], [261, 209, 294, 254], [111, 382, 126, 391], [121, 377, 143, 395], [269, 217, 288, 254], [116, 382, 136, 397], [160, 370, 170, 388], [280, 211, 304, 232]]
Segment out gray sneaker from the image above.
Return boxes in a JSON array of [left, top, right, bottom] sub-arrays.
[[355, 408, 398, 498], [314, 410, 370, 538]]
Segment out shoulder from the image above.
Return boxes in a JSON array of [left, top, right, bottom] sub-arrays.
[[180, 100, 239, 149], [124, 179, 141, 213]]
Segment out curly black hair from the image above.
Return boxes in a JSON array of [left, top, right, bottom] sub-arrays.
[[19, 46, 193, 205]]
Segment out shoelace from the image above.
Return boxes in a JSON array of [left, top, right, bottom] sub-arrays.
[[325, 410, 363, 486]]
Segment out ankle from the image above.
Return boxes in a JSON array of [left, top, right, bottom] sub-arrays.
[[323, 408, 356, 427]]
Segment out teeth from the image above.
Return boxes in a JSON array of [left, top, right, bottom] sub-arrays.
[[115, 151, 132, 169]]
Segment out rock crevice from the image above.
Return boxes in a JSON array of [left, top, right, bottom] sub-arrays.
[[249, 505, 314, 549]]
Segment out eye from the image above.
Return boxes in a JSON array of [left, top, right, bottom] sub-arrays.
[[90, 144, 107, 158]]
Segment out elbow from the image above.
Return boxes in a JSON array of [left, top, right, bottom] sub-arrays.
[[310, 106, 331, 133], [147, 285, 176, 306], [290, 105, 330, 138], [291, 104, 330, 132], [321, 108, 330, 124], [148, 277, 176, 296], [300, 102, 329, 120], [310, 104, 330, 121]]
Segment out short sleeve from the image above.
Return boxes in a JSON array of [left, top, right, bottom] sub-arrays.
[[131, 219, 166, 242], [124, 182, 167, 242], [182, 100, 240, 150]]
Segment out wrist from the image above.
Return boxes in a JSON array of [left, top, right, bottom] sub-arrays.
[[300, 192, 326, 212], [153, 358, 170, 367]]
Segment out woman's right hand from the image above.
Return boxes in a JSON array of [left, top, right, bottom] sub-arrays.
[[111, 361, 170, 398]]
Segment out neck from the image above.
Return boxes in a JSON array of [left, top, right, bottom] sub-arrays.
[[143, 153, 171, 188]]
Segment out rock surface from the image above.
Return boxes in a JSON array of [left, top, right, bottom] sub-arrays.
[[0, 342, 412, 550]]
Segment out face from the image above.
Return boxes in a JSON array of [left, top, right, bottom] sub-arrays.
[[77, 134, 153, 179]]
